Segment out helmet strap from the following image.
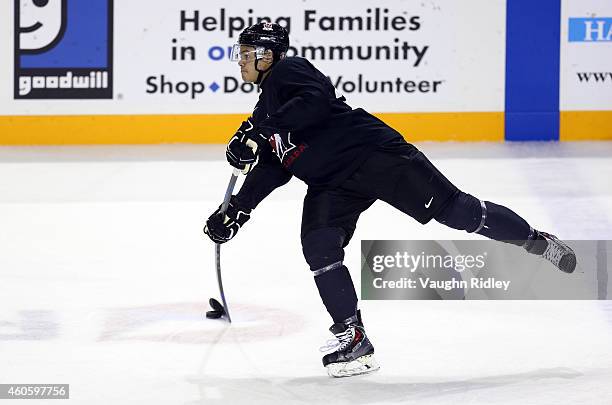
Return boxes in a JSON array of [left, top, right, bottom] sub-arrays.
[[254, 58, 272, 85]]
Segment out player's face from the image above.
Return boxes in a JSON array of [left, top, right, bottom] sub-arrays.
[[237, 45, 273, 83], [237, 45, 260, 83]]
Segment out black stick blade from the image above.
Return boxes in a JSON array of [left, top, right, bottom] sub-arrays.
[[206, 298, 226, 319], [209, 298, 224, 312]]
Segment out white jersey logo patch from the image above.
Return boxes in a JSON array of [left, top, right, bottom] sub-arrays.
[[269, 132, 296, 162]]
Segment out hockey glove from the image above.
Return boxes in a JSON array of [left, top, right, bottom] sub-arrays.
[[226, 118, 268, 174], [203, 195, 252, 244]]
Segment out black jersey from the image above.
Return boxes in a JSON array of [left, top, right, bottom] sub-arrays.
[[236, 57, 404, 210]]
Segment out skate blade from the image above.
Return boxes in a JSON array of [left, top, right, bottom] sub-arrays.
[[326, 354, 380, 378]]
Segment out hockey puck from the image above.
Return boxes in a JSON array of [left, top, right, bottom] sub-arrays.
[[206, 309, 224, 319], [206, 298, 225, 319]]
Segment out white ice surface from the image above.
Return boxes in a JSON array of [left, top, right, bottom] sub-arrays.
[[1, 142, 612, 404]]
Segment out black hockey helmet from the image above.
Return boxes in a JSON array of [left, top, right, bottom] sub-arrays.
[[231, 22, 289, 63]]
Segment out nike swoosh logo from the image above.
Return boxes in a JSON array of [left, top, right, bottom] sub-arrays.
[[425, 197, 434, 208]]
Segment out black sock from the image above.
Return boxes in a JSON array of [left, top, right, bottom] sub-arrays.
[[476, 201, 532, 246], [314, 266, 358, 323]]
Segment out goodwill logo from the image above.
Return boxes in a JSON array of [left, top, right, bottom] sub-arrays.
[[14, 0, 113, 99]]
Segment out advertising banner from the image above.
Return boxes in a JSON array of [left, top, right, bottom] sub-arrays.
[[1, 0, 506, 116], [0, 0, 610, 143], [561, 0, 612, 111]]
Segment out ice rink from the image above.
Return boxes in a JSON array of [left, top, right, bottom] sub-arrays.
[[1, 142, 611, 404]]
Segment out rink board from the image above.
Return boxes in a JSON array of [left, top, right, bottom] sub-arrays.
[[0, 0, 610, 143], [0, 112, 504, 145]]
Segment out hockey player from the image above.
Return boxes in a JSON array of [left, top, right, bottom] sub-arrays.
[[204, 22, 577, 377]]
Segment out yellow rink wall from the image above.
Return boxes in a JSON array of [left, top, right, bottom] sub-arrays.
[[560, 111, 612, 141], [0, 112, 505, 145], [1, 111, 610, 145]]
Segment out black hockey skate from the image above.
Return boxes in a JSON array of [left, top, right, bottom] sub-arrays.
[[321, 312, 380, 378], [526, 231, 577, 273]]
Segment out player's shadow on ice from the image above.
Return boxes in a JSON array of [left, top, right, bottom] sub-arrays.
[[186, 367, 583, 404]]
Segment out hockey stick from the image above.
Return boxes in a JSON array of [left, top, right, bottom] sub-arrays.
[[207, 167, 241, 323]]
